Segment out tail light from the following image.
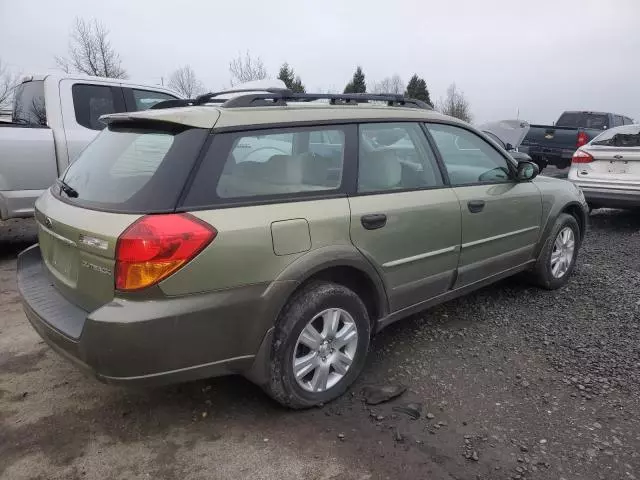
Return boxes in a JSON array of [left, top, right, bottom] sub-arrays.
[[572, 149, 594, 164], [576, 131, 589, 148], [115, 214, 216, 291]]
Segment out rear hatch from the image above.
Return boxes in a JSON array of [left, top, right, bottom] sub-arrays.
[[577, 126, 640, 187], [36, 120, 210, 311]]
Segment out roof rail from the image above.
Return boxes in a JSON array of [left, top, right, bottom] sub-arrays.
[[149, 90, 432, 110], [221, 91, 432, 109], [193, 88, 289, 106], [149, 98, 195, 109]]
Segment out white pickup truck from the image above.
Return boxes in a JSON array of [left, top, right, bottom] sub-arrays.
[[0, 74, 180, 220]]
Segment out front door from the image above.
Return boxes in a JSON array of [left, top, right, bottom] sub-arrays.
[[349, 122, 462, 312], [426, 123, 542, 288]]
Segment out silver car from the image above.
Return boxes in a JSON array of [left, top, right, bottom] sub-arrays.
[[568, 124, 640, 210]]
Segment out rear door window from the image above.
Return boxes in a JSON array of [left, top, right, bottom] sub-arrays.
[[357, 123, 443, 192], [58, 123, 208, 212], [72, 84, 125, 130], [126, 89, 178, 111], [183, 125, 355, 207], [12, 80, 47, 126]]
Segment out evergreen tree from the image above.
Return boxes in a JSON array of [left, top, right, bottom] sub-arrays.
[[344, 66, 366, 93], [278, 63, 305, 93], [405, 74, 432, 106]]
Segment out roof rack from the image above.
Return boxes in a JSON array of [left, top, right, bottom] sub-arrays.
[[222, 91, 432, 109], [150, 89, 432, 110]]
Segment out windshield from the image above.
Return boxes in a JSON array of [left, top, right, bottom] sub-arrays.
[[59, 123, 208, 212], [591, 125, 640, 147], [556, 112, 609, 130]]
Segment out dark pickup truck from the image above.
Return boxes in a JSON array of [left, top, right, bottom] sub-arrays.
[[520, 111, 634, 170]]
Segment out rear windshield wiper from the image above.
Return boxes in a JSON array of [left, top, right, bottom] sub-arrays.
[[57, 179, 79, 198]]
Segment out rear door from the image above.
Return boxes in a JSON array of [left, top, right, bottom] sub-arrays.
[[36, 122, 209, 311], [348, 122, 461, 312], [426, 123, 542, 288], [578, 126, 640, 186]]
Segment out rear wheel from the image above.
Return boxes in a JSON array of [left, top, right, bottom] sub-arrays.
[[264, 281, 371, 409], [556, 159, 570, 170], [530, 213, 581, 289]]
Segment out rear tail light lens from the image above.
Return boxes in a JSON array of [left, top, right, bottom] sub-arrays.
[[576, 131, 589, 148], [572, 149, 594, 164], [115, 214, 216, 291]]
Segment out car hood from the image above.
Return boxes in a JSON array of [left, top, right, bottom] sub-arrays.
[[479, 120, 530, 149]]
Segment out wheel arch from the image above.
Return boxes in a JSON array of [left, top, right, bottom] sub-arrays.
[[245, 246, 389, 386]]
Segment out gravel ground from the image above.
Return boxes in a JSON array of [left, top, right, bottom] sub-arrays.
[[1, 207, 639, 480]]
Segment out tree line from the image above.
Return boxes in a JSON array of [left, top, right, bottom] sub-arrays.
[[0, 17, 472, 122]]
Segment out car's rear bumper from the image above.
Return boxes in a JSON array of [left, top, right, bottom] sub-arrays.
[[17, 244, 286, 386], [568, 178, 640, 208]]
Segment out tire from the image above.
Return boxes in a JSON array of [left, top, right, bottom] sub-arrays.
[[556, 160, 570, 170], [534, 159, 546, 173], [264, 281, 371, 409], [530, 213, 581, 290]]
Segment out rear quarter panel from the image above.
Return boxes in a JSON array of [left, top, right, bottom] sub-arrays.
[[0, 127, 57, 191], [160, 198, 354, 295]]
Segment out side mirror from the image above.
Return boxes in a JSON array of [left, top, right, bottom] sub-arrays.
[[505, 142, 514, 151], [516, 161, 539, 181]]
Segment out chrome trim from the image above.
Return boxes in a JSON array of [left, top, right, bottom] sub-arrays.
[[383, 245, 458, 268], [461, 226, 539, 249], [39, 223, 77, 247]]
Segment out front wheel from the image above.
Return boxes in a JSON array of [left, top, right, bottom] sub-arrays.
[[530, 213, 581, 289], [264, 281, 371, 409]]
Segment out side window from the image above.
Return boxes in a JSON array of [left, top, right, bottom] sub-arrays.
[[72, 84, 117, 130], [196, 126, 347, 201], [12, 80, 47, 126], [624, 117, 634, 125], [357, 123, 442, 193], [130, 89, 177, 111], [614, 115, 624, 127], [427, 123, 512, 186]]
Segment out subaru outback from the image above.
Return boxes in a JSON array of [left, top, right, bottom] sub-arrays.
[[17, 90, 588, 408]]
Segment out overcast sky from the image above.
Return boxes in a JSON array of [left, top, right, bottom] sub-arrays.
[[1, 0, 639, 123]]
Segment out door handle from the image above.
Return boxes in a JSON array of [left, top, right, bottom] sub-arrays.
[[467, 200, 485, 213], [361, 214, 387, 230]]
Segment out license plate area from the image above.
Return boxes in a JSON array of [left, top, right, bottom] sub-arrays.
[[607, 161, 629, 174], [39, 225, 79, 285]]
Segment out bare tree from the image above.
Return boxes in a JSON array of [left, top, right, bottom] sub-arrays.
[[168, 65, 205, 98], [437, 83, 472, 122], [0, 59, 20, 110], [371, 74, 404, 95], [55, 18, 127, 79], [229, 51, 267, 86]]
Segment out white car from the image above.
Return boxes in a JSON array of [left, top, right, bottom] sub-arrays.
[[568, 124, 640, 210]]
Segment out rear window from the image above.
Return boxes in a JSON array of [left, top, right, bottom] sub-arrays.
[[591, 125, 640, 147], [58, 123, 208, 213], [12, 80, 47, 126], [556, 112, 609, 130]]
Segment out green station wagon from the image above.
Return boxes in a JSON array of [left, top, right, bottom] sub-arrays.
[[17, 90, 588, 408]]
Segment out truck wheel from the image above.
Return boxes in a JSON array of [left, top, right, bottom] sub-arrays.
[[265, 281, 371, 409], [535, 160, 546, 173], [557, 160, 570, 169], [529, 213, 581, 290]]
